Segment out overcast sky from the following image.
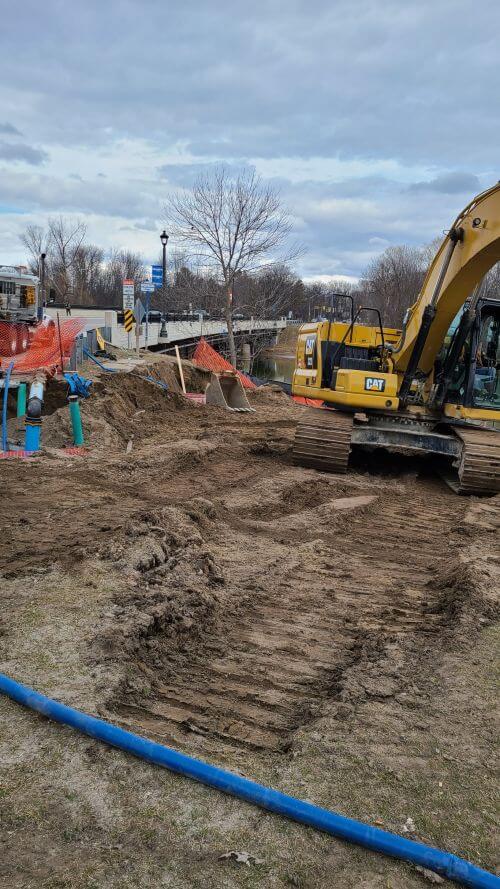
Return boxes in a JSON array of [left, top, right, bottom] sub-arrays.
[[0, 0, 498, 281]]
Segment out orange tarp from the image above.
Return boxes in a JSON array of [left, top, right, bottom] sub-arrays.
[[192, 337, 256, 389]]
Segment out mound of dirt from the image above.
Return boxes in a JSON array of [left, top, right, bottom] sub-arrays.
[[40, 371, 211, 450], [142, 355, 212, 394], [251, 383, 290, 401]]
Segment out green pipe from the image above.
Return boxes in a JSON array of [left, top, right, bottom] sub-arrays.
[[17, 383, 27, 418], [68, 395, 84, 446]]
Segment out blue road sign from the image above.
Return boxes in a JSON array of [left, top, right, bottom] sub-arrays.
[[151, 265, 163, 285], [141, 281, 155, 293]]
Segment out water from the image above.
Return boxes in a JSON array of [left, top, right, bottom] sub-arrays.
[[252, 354, 295, 384]]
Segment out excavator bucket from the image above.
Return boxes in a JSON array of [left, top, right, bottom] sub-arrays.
[[205, 372, 255, 412]]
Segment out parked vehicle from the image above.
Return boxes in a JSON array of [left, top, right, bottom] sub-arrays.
[[0, 266, 39, 355]]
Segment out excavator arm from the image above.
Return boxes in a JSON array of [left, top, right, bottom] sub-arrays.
[[392, 182, 500, 380]]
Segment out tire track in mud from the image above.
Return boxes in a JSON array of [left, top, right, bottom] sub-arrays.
[[112, 470, 468, 755]]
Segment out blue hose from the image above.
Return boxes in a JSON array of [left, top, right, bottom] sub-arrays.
[[2, 361, 14, 451], [82, 348, 119, 372], [82, 348, 169, 390], [0, 674, 497, 888]]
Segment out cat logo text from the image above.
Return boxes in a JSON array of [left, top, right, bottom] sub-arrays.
[[364, 377, 386, 392]]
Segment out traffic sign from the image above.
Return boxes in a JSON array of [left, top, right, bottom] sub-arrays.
[[134, 298, 146, 323], [122, 279, 135, 310], [123, 309, 134, 332], [141, 281, 154, 293], [152, 265, 163, 285]]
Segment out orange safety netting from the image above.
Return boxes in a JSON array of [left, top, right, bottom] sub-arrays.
[[192, 337, 257, 389], [0, 318, 86, 373], [291, 396, 325, 408]]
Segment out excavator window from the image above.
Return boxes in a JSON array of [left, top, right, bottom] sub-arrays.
[[472, 308, 500, 410], [445, 305, 500, 409], [304, 335, 317, 369], [445, 330, 472, 404]]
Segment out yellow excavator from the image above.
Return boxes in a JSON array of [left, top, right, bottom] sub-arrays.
[[291, 183, 500, 493]]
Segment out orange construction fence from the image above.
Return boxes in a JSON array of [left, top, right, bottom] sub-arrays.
[[192, 337, 256, 389], [291, 396, 325, 408], [0, 318, 86, 374]]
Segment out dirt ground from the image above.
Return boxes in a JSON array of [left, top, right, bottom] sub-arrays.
[[0, 360, 499, 889]]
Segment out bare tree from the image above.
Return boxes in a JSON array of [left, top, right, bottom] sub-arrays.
[[247, 264, 300, 319], [360, 245, 426, 327], [20, 217, 87, 303], [476, 260, 500, 300], [72, 243, 104, 305], [164, 166, 299, 366], [47, 217, 87, 302], [20, 224, 49, 275], [96, 248, 146, 307]]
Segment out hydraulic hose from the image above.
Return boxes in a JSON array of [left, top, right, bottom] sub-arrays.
[[1, 360, 14, 451], [0, 675, 497, 889]]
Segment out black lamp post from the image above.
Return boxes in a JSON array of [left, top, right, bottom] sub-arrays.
[[160, 230, 169, 315], [39, 252, 46, 321]]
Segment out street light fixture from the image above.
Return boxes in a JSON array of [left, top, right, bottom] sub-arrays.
[[158, 231, 169, 334]]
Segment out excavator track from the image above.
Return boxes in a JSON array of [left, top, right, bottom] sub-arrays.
[[292, 409, 353, 473], [451, 426, 500, 495]]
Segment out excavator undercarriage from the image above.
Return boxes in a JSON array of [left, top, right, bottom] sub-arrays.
[[292, 408, 500, 494]]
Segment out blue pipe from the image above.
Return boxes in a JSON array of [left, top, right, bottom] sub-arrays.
[[0, 674, 497, 889], [2, 360, 14, 451], [82, 348, 169, 390], [83, 347, 119, 372], [25, 418, 41, 452]]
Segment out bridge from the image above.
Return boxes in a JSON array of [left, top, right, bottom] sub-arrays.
[[45, 306, 286, 354]]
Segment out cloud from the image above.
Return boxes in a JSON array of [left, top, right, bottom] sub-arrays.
[[408, 172, 481, 194], [0, 170, 158, 219], [0, 0, 498, 276], [0, 141, 48, 165], [0, 122, 22, 136], [0, 1, 498, 166], [158, 160, 252, 188]]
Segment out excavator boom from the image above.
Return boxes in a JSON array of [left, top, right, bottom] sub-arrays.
[[393, 182, 500, 376]]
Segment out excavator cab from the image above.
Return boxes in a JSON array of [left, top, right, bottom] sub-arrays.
[[439, 299, 500, 423]]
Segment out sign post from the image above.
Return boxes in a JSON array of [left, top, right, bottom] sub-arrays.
[[134, 298, 146, 357], [123, 279, 135, 349], [140, 281, 154, 344]]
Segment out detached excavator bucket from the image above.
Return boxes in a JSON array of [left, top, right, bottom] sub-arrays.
[[205, 372, 255, 412]]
